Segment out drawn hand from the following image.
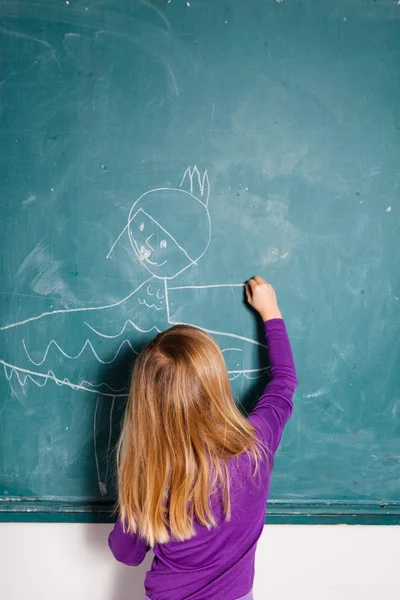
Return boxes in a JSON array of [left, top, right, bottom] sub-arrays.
[[245, 276, 282, 322]]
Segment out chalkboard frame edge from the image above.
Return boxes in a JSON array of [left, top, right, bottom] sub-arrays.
[[0, 501, 399, 525]]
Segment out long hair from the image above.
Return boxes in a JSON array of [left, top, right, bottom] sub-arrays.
[[117, 324, 267, 546]]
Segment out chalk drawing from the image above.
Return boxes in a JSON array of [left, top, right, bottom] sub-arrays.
[[1, 167, 268, 495]]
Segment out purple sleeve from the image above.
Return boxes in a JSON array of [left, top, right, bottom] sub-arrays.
[[249, 318, 298, 455], [108, 516, 150, 566]]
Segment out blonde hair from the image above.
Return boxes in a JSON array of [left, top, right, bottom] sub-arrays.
[[117, 324, 266, 546]]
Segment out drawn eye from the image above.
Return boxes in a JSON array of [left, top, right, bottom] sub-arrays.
[[160, 240, 167, 249], [139, 223, 144, 231]]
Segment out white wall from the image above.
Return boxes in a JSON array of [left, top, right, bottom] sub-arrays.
[[1, 524, 399, 600]]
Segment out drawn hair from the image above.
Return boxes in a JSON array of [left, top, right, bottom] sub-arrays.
[[117, 324, 267, 546]]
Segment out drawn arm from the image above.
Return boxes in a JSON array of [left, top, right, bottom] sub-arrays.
[[166, 282, 270, 377]]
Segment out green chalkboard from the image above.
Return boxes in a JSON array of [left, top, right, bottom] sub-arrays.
[[1, 0, 400, 524]]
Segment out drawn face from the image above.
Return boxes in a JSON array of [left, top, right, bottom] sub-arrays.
[[128, 208, 194, 279], [121, 185, 211, 280]]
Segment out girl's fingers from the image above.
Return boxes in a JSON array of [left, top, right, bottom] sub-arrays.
[[248, 278, 258, 291]]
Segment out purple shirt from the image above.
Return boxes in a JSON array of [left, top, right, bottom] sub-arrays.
[[109, 319, 298, 600]]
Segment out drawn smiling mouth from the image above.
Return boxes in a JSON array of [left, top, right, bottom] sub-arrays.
[[132, 239, 167, 267]]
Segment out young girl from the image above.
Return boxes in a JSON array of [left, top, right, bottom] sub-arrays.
[[108, 276, 298, 600]]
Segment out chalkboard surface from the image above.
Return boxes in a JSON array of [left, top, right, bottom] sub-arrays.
[[1, 0, 399, 524]]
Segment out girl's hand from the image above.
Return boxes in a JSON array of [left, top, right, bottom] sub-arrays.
[[245, 276, 282, 322]]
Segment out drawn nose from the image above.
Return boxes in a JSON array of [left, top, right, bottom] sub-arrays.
[[145, 234, 154, 250]]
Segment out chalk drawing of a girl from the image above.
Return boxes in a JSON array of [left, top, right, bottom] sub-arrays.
[[0, 167, 268, 494]]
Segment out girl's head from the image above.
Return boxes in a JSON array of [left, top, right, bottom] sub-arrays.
[[117, 324, 265, 546]]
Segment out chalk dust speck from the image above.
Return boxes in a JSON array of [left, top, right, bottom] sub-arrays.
[[23, 194, 36, 205]]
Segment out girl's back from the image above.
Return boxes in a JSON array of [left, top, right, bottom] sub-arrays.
[[109, 277, 298, 600]]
